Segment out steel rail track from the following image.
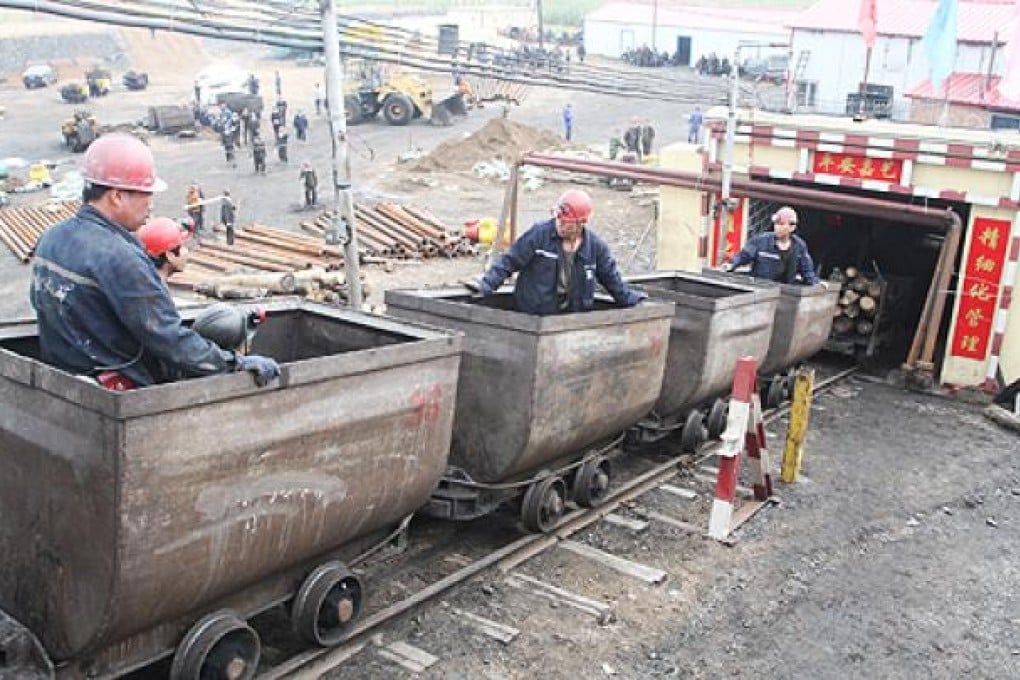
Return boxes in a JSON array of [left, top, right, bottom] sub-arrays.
[[258, 365, 858, 679]]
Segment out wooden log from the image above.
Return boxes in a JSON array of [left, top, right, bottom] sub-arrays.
[[844, 266, 859, 280], [215, 272, 302, 294], [859, 296, 877, 315], [832, 316, 854, 336], [867, 280, 883, 298], [840, 290, 860, 306], [856, 319, 874, 336], [843, 302, 860, 319], [851, 277, 870, 293], [829, 268, 847, 285]]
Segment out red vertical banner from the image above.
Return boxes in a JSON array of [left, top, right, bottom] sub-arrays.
[[950, 217, 1011, 360], [711, 196, 744, 267]]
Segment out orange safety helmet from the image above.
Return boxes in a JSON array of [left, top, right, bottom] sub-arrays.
[[82, 133, 167, 193], [555, 188, 593, 224], [138, 217, 188, 257]]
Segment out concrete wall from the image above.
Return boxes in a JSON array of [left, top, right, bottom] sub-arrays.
[[908, 100, 992, 128]]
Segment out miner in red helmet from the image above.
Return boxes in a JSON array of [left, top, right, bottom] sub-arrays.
[[30, 133, 280, 389], [466, 188, 645, 314], [138, 216, 190, 283]]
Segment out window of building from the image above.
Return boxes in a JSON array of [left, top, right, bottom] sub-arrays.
[[796, 80, 818, 107], [990, 114, 1020, 131]]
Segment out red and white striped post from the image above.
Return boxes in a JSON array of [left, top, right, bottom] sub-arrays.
[[708, 356, 772, 541]]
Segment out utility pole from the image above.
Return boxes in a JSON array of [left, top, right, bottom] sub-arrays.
[[652, 0, 658, 52], [536, 0, 544, 50], [321, 0, 363, 309], [718, 44, 740, 266]]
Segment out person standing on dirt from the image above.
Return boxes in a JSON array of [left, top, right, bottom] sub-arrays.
[[221, 190, 237, 245], [270, 108, 283, 141], [293, 110, 309, 141], [623, 117, 643, 162], [464, 189, 645, 315], [609, 129, 624, 160], [277, 132, 290, 164], [185, 183, 205, 235], [222, 133, 236, 167], [577, 42, 586, 63], [252, 134, 267, 175], [29, 133, 279, 390], [688, 107, 703, 144], [721, 206, 820, 285], [239, 108, 251, 147], [640, 119, 655, 157], [314, 83, 323, 116], [562, 103, 574, 141], [274, 70, 282, 97], [299, 162, 318, 208]]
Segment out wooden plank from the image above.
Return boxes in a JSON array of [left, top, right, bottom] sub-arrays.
[[657, 483, 699, 500], [504, 573, 613, 623], [377, 641, 438, 673], [603, 513, 649, 532], [643, 510, 702, 534], [559, 540, 668, 585], [449, 608, 519, 644]]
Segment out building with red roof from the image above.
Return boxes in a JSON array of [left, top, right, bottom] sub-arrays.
[[786, 0, 1017, 127]]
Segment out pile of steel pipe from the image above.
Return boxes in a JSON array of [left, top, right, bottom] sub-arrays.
[[474, 79, 531, 105], [299, 203, 473, 259], [0, 201, 80, 262]]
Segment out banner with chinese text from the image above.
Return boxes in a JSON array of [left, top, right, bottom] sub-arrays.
[[711, 195, 744, 267], [811, 152, 903, 184], [950, 217, 1011, 360]]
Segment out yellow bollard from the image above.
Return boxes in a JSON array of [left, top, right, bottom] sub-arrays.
[[781, 368, 815, 484]]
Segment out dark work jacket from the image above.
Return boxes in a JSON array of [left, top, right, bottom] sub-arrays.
[[477, 218, 645, 315], [729, 232, 819, 285], [30, 205, 235, 386]]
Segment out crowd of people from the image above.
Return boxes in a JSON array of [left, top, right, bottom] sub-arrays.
[[621, 45, 686, 68], [694, 53, 733, 77]]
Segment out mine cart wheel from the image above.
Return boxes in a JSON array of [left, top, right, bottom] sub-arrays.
[[680, 410, 706, 453], [170, 610, 260, 680], [706, 399, 728, 439], [767, 376, 785, 408], [572, 456, 612, 508], [521, 475, 567, 533], [292, 561, 364, 647]]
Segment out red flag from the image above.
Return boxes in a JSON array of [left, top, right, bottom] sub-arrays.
[[859, 0, 878, 48]]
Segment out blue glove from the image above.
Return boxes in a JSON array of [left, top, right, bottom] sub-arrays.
[[236, 354, 280, 387]]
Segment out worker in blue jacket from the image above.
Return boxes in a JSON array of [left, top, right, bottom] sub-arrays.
[[466, 189, 645, 315], [30, 133, 280, 390], [722, 205, 821, 285]]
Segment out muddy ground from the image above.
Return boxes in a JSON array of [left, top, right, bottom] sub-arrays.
[[2, 22, 1019, 680]]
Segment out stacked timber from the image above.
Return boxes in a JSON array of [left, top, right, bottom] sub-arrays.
[[168, 224, 368, 304], [299, 203, 475, 259], [829, 266, 885, 340], [0, 201, 81, 262]]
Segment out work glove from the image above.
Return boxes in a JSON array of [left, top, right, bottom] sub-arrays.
[[462, 278, 485, 298], [719, 262, 735, 273], [236, 354, 280, 387]]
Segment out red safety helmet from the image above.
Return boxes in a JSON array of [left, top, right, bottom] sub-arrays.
[[138, 217, 188, 257], [82, 133, 167, 193], [555, 189, 593, 224]]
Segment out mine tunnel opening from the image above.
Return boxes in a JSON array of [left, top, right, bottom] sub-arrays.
[[747, 190, 969, 374]]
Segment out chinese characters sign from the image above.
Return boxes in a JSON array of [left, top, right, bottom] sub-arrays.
[[811, 152, 903, 184], [951, 217, 1011, 360], [711, 195, 743, 267]]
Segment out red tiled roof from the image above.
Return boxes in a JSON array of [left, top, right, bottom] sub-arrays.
[[789, 0, 1016, 43], [904, 72, 1020, 111]]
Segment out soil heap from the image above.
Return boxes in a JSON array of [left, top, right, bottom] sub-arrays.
[[408, 118, 563, 173]]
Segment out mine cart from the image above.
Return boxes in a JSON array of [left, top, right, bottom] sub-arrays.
[[385, 288, 673, 533], [0, 300, 460, 679], [626, 272, 780, 450]]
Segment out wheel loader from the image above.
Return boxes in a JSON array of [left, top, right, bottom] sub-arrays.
[[342, 72, 465, 127], [61, 109, 98, 153]]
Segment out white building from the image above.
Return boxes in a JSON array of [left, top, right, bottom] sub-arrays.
[[583, 2, 794, 65], [787, 0, 1014, 121]]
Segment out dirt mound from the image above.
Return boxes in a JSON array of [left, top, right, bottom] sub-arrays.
[[117, 28, 208, 85], [408, 118, 562, 173]]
